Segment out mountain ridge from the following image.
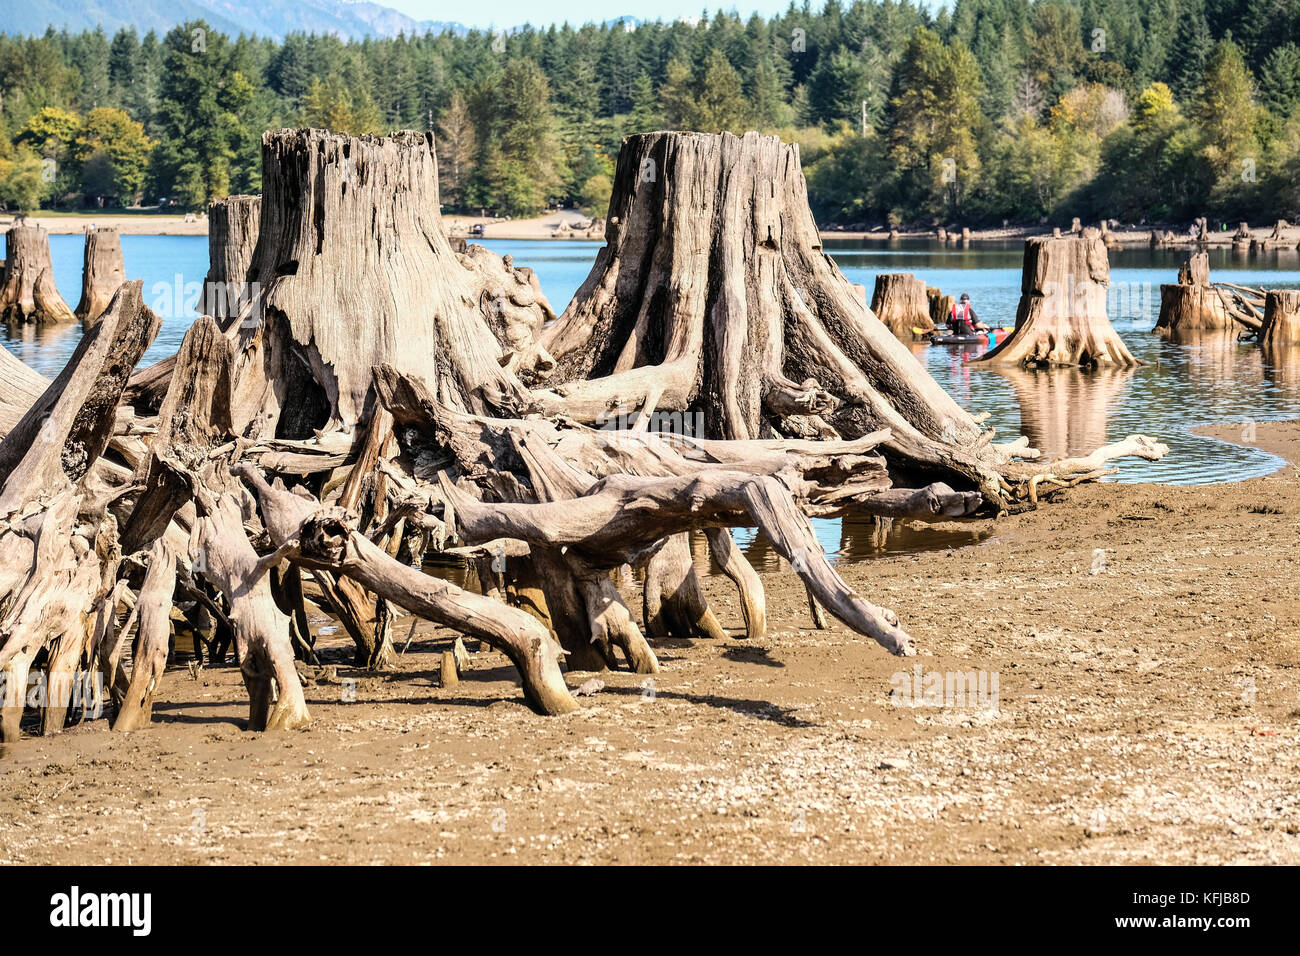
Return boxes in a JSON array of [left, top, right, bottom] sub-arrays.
[[1, 0, 471, 41]]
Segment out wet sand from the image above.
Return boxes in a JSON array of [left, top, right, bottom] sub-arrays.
[[1, 422, 1296, 864]]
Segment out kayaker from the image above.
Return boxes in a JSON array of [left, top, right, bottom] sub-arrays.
[[949, 293, 990, 334]]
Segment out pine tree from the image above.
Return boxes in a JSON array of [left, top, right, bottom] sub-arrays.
[[436, 90, 476, 208]]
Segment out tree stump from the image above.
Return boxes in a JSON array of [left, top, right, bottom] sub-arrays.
[[1154, 252, 1231, 333], [871, 273, 933, 338], [1260, 290, 1300, 348], [928, 287, 954, 329], [0, 225, 76, 326], [231, 129, 547, 438], [203, 195, 261, 322], [974, 232, 1139, 368], [75, 227, 127, 328], [534, 130, 1001, 490]]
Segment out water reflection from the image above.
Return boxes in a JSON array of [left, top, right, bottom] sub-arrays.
[[1, 321, 81, 372], [725, 516, 992, 573], [1262, 342, 1300, 390], [993, 366, 1135, 459]]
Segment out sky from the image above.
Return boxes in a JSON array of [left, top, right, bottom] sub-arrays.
[[379, 1, 824, 31]]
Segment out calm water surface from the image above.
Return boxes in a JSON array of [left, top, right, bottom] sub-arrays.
[[6, 234, 1297, 565]]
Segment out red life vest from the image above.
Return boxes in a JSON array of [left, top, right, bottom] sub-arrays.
[[950, 302, 973, 331]]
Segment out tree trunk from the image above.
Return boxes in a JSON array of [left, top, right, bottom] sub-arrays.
[[1260, 290, 1300, 348], [1155, 252, 1231, 333], [203, 195, 261, 322], [75, 227, 127, 328], [974, 232, 1140, 368], [0, 225, 76, 326], [871, 273, 933, 339]]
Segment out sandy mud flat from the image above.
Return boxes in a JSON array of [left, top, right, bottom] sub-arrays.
[[1, 422, 1297, 865]]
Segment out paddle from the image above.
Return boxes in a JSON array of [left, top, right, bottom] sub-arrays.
[[916, 326, 1011, 336]]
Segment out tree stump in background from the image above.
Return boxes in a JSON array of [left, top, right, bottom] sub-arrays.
[[927, 287, 955, 329], [1260, 290, 1300, 348], [1154, 251, 1231, 333], [974, 232, 1139, 368], [871, 273, 933, 338], [75, 227, 127, 328], [203, 195, 261, 322], [0, 225, 76, 326]]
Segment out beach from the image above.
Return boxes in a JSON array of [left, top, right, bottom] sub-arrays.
[[12, 209, 1297, 248]]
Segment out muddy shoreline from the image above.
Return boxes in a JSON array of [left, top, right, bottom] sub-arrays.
[[1, 422, 1297, 865]]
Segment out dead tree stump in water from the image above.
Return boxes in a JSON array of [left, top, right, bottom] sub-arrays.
[[871, 273, 933, 338], [928, 287, 954, 329], [1155, 252, 1231, 333], [0, 225, 76, 326], [203, 195, 261, 322], [974, 232, 1139, 368], [75, 227, 127, 328], [1260, 290, 1300, 348]]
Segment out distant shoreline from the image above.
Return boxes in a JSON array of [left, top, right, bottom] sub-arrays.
[[7, 212, 1299, 250]]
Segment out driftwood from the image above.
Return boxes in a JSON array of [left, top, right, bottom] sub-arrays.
[[75, 227, 127, 328], [975, 232, 1139, 368], [0, 282, 161, 741], [190, 485, 311, 731], [232, 464, 577, 714], [0, 225, 76, 325]]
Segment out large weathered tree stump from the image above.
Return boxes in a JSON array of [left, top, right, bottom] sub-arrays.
[[974, 232, 1139, 368], [871, 273, 933, 339], [203, 195, 261, 322], [1260, 290, 1300, 348], [231, 129, 547, 439], [75, 227, 127, 328], [1154, 252, 1231, 333], [533, 130, 1013, 493], [0, 225, 76, 326]]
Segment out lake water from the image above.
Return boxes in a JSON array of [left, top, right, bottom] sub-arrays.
[[5, 233, 1298, 568]]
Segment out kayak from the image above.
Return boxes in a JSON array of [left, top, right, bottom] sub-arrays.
[[930, 333, 990, 345]]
